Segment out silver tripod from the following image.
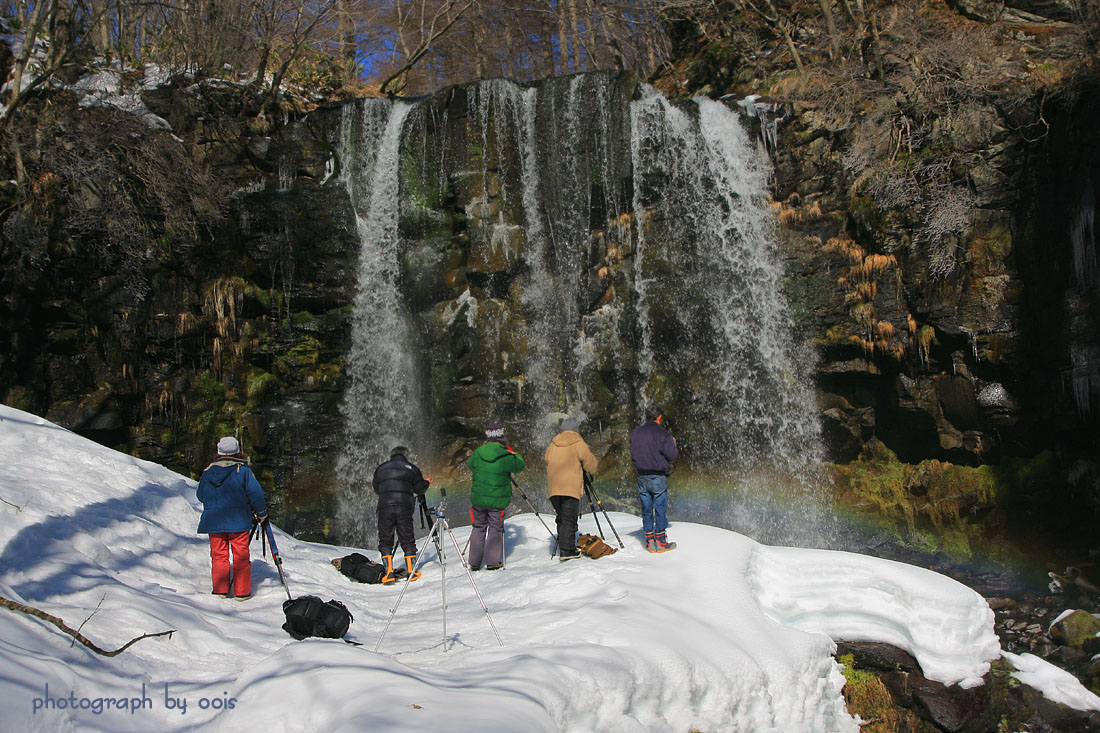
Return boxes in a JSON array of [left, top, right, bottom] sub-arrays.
[[374, 487, 504, 652]]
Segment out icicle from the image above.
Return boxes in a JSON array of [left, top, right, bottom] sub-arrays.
[[734, 94, 784, 157]]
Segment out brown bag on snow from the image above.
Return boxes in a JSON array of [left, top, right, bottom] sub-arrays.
[[577, 533, 617, 559]]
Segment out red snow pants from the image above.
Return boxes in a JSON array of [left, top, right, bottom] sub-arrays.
[[209, 531, 252, 597]]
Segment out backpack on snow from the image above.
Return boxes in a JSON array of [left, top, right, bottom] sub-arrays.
[[577, 533, 617, 559], [281, 595, 353, 640], [333, 552, 387, 584]]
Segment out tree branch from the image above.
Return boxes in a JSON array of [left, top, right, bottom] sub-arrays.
[[378, 0, 476, 96], [0, 594, 176, 657], [0, 495, 26, 512], [71, 594, 106, 647]]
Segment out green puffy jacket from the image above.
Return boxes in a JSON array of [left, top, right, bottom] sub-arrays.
[[468, 441, 525, 509]]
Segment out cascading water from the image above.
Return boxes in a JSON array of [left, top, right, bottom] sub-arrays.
[[518, 74, 634, 445], [331, 73, 831, 548], [630, 86, 831, 546], [1067, 174, 1100, 416], [333, 99, 424, 544]]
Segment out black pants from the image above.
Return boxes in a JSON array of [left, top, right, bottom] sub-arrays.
[[550, 495, 580, 553], [377, 504, 417, 557]]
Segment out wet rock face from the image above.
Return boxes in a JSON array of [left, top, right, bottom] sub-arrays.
[[4, 42, 1100, 547], [773, 77, 1100, 470], [0, 85, 360, 538]]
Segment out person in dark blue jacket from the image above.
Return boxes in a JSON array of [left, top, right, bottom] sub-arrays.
[[373, 446, 431, 584], [196, 436, 268, 600], [629, 405, 679, 553]]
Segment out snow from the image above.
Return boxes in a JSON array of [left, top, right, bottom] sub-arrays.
[[749, 545, 1000, 688], [0, 403, 1092, 732], [1002, 651, 1100, 711], [70, 66, 172, 130]]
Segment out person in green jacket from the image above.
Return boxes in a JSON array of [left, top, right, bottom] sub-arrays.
[[467, 423, 525, 570]]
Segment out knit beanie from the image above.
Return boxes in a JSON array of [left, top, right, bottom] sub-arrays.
[[560, 417, 580, 433], [217, 436, 240, 456], [484, 423, 506, 442]]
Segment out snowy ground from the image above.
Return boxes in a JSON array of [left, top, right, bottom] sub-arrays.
[[0, 404, 1096, 732]]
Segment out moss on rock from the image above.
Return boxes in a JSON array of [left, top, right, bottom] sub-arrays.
[[837, 653, 905, 731], [828, 440, 1057, 562]]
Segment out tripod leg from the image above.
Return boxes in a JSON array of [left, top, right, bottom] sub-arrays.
[[518, 489, 558, 556], [587, 484, 625, 549], [585, 485, 605, 538], [440, 526, 447, 650], [443, 519, 504, 647], [374, 519, 442, 653]]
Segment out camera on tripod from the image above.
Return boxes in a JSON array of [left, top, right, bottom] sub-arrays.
[[376, 486, 504, 652]]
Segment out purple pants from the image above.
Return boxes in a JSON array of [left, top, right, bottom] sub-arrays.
[[468, 506, 505, 567]]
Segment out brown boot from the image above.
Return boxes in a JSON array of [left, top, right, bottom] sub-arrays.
[[380, 554, 396, 584], [404, 555, 421, 582]]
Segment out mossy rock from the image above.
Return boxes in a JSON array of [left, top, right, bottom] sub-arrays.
[[837, 654, 905, 731], [1049, 610, 1100, 647], [246, 369, 279, 408], [828, 442, 1056, 561], [2, 385, 37, 413]]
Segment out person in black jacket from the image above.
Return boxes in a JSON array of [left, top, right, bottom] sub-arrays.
[[373, 446, 431, 584], [629, 405, 679, 553]]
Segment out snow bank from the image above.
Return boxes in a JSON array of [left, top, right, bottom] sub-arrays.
[[0, 404, 1023, 733], [748, 544, 1001, 687]]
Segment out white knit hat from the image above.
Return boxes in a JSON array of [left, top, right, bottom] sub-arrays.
[[217, 436, 241, 455]]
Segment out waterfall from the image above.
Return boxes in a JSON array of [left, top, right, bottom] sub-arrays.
[[334, 99, 421, 544], [517, 82, 558, 441], [1067, 175, 1100, 415], [630, 86, 830, 545], [515, 74, 634, 445], [1071, 176, 1097, 290], [330, 74, 830, 548]]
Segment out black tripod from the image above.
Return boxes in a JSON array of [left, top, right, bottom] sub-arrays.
[[582, 472, 624, 549], [511, 478, 559, 557], [375, 487, 503, 652]]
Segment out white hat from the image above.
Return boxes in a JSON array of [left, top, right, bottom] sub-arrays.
[[217, 436, 241, 456]]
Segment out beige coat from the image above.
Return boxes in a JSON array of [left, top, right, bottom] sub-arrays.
[[544, 430, 599, 499]]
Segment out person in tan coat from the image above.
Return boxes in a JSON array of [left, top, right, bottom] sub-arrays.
[[544, 417, 599, 561]]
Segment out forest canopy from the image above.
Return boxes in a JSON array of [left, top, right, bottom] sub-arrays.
[[3, 1, 1098, 113], [0, 0, 673, 105]]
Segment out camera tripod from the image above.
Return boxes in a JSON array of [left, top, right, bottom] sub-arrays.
[[374, 487, 504, 652]]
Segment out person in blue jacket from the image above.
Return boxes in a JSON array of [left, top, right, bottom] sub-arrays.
[[196, 436, 268, 600], [629, 405, 679, 553]]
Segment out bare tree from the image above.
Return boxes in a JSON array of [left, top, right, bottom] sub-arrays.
[[377, 0, 477, 95], [0, 1, 86, 132], [252, 0, 340, 101]]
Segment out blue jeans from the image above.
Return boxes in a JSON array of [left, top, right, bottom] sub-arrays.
[[637, 474, 669, 535]]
